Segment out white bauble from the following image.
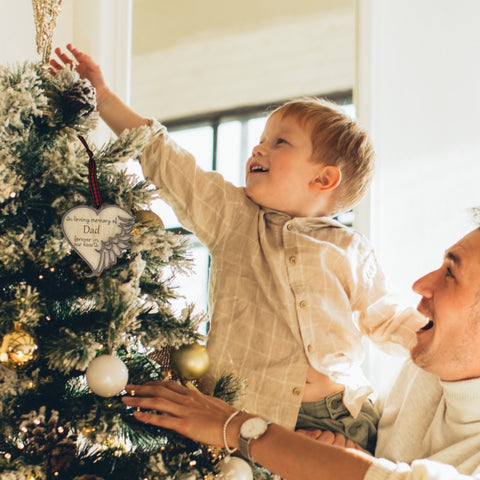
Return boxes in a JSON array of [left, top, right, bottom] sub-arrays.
[[218, 457, 253, 480], [86, 355, 128, 397]]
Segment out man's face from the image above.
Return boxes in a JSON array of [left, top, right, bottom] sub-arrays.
[[411, 228, 480, 380]]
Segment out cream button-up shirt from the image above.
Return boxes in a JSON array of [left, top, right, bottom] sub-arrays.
[[140, 123, 425, 429]]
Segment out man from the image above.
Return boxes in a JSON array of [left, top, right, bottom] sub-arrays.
[[123, 225, 480, 480]]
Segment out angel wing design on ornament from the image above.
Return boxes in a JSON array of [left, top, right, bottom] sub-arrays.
[[89, 214, 135, 276]]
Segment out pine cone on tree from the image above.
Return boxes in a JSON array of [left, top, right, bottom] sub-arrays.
[[48, 437, 78, 475], [18, 407, 77, 474], [59, 77, 96, 120]]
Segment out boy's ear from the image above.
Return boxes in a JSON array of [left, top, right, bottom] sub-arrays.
[[310, 165, 342, 192]]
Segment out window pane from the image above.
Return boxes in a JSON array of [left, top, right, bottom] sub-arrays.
[[150, 198, 180, 230], [168, 239, 210, 325], [170, 126, 214, 171], [217, 121, 243, 186], [247, 116, 268, 156]]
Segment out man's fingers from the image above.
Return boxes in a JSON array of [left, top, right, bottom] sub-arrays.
[[296, 429, 323, 440], [319, 431, 336, 444], [332, 432, 349, 446], [123, 394, 177, 414], [133, 410, 179, 429], [126, 381, 190, 399], [123, 381, 198, 416], [345, 438, 360, 449]]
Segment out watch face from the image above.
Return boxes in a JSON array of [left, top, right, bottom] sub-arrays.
[[240, 417, 269, 439]]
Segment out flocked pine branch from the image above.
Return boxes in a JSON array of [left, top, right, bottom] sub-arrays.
[[0, 60, 252, 480]]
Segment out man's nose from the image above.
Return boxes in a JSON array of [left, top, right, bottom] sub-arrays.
[[412, 269, 437, 298]]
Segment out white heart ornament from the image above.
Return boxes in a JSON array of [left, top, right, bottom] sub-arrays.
[[61, 205, 135, 276]]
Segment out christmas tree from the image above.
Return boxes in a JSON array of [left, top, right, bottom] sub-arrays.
[[0, 57, 250, 479]]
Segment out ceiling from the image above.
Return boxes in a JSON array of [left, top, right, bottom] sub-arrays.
[[132, 0, 354, 55]]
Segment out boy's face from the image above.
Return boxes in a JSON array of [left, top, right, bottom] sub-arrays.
[[245, 113, 322, 216]]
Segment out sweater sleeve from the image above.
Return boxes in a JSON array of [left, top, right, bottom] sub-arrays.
[[139, 120, 250, 251], [365, 458, 478, 480]]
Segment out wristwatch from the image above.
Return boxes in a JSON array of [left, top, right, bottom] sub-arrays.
[[238, 417, 272, 462]]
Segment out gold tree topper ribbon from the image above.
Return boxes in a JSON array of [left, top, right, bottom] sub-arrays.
[[31, 0, 63, 64]]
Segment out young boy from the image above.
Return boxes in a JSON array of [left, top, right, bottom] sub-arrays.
[[51, 45, 426, 453]]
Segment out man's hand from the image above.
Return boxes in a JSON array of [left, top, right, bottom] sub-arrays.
[[122, 380, 239, 448], [296, 429, 365, 451]]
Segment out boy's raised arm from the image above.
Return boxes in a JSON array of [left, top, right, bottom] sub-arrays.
[[50, 44, 149, 136]]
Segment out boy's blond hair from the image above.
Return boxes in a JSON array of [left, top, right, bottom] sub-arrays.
[[271, 98, 375, 216]]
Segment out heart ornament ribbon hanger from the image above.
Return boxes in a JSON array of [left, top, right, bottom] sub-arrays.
[[61, 136, 134, 276]]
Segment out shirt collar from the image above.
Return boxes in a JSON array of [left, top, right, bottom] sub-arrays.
[[261, 207, 347, 231], [440, 376, 480, 423]]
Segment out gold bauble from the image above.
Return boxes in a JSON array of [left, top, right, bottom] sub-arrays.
[[134, 210, 164, 229], [0, 325, 39, 369], [170, 342, 210, 380]]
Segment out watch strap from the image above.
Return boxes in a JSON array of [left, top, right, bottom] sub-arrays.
[[238, 433, 251, 461]]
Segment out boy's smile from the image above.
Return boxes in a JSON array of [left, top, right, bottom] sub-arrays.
[[249, 161, 268, 173], [245, 113, 326, 217]]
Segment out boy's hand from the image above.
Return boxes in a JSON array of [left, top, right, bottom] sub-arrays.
[[50, 44, 108, 101], [50, 44, 148, 134]]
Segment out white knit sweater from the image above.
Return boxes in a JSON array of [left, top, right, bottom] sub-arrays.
[[365, 360, 480, 480]]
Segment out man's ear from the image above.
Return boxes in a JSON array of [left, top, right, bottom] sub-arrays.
[[310, 165, 342, 192]]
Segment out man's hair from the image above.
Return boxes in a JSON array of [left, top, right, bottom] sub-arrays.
[[271, 97, 376, 215], [473, 207, 480, 225]]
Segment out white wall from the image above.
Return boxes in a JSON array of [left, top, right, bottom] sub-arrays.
[[357, 0, 480, 386], [0, 0, 72, 64], [357, 0, 480, 302]]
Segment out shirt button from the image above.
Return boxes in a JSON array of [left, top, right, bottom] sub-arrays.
[[292, 387, 302, 396], [307, 344, 313, 353], [286, 223, 293, 231], [289, 256, 297, 265], [299, 300, 307, 308]]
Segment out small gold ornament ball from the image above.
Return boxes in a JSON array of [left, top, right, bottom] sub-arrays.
[[0, 326, 39, 369], [134, 210, 164, 229], [171, 342, 210, 380]]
